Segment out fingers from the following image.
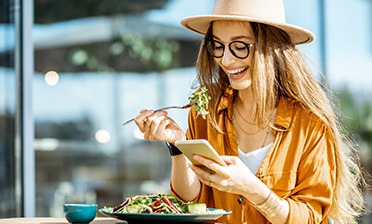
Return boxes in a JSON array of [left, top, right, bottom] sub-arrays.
[[207, 173, 214, 187], [193, 155, 219, 173], [134, 109, 175, 141], [144, 113, 167, 139], [134, 110, 164, 130], [220, 155, 239, 165], [191, 156, 251, 194], [134, 109, 154, 132], [191, 155, 232, 189], [191, 164, 213, 185], [190, 162, 217, 187], [190, 156, 222, 185]]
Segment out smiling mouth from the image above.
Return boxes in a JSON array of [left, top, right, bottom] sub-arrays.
[[227, 67, 248, 75]]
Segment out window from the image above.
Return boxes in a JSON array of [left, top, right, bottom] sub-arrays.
[[0, 0, 34, 217], [0, 0, 18, 217], [33, 0, 207, 217]]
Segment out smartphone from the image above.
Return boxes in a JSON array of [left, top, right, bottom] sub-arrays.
[[174, 139, 227, 173]]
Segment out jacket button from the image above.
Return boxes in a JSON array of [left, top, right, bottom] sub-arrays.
[[238, 195, 244, 204], [257, 172, 264, 179]]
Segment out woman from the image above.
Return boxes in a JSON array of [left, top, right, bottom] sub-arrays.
[[134, 0, 366, 223]]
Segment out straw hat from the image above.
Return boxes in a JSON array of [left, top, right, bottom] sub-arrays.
[[181, 0, 314, 44]]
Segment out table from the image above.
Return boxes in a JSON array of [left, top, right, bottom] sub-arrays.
[[0, 216, 224, 224], [0, 217, 127, 224]]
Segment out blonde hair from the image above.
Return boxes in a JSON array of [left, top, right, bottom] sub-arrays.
[[194, 22, 366, 223]]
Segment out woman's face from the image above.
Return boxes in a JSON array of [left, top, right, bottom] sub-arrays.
[[211, 21, 255, 90]]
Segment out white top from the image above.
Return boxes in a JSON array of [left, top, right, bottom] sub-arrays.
[[238, 143, 272, 174]]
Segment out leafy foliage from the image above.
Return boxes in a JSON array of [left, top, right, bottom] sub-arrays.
[[188, 86, 211, 119]]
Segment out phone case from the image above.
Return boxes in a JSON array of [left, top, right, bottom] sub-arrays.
[[175, 139, 226, 172]]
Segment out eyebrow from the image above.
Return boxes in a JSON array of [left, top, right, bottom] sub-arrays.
[[212, 35, 254, 42]]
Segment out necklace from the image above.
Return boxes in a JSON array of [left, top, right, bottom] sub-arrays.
[[232, 104, 274, 147], [233, 103, 257, 125], [234, 117, 272, 148], [232, 104, 271, 135], [233, 115, 266, 135]]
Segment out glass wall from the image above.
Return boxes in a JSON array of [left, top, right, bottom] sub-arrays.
[[0, 0, 33, 217], [0, 0, 17, 217], [33, 0, 208, 217]]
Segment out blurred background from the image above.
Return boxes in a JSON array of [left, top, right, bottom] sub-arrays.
[[0, 0, 371, 222]]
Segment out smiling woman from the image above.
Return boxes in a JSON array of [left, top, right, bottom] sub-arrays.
[[130, 0, 367, 224]]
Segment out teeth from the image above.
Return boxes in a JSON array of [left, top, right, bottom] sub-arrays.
[[227, 67, 247, 75]]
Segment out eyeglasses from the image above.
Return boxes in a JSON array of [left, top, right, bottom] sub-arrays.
[[205, 40, 254, 59]]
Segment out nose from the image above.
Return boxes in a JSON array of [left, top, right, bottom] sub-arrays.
[[221, 48, 236, 66]]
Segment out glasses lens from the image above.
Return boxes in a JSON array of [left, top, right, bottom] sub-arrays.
[[206, 40, 224, 58], [230, 41, 250, 59]]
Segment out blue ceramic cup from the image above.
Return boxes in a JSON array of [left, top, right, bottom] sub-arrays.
[[63, 203, 98, 224]]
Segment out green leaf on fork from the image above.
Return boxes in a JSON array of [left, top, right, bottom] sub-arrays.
[[188, 86, 211, 119]]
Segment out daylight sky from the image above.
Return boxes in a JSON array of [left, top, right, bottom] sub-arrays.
[[148, 0, 372, 91]]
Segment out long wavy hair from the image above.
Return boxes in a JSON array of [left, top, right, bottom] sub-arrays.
[[193, 21, 366, 223]]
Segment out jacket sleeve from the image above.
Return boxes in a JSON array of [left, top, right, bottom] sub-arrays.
[[285, 118, 336, 224], [185, 104, 209, 140]]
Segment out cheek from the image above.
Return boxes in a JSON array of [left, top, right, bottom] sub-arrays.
[[246, 48, 254, 64], [213, 58, 221, 66], [248, 47, 255, 63], [244, 57, 252, 66]]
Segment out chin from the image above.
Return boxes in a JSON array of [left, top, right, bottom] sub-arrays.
[[230, 80, 252, 90]]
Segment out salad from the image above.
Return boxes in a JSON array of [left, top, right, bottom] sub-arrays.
[[188, 86, 211, 119], [103, 193, 223, 215]]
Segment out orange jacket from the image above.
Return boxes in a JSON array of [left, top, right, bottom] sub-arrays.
[[173, 86, 336, 224]]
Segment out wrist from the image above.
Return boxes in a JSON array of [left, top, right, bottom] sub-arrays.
[[252, 191, 285, 219], [240, 176, 271, 205], [249, 187, 271, 206]]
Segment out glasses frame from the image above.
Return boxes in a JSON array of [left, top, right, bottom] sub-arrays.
[[205, 39, 254, 59]]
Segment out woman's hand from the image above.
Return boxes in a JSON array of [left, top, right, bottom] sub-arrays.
[[133, 109, 185, 143], [134, 109, 201, 201], [191, 155, 288, 223], [190, 155, 263, 197]]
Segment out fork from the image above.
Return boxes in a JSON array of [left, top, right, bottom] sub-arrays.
[[122, 103, 193, 125]]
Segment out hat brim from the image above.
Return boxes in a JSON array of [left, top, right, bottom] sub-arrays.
[[181, 15, 315, 44]]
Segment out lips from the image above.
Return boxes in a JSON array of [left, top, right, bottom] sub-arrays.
[[226, 67, 248, 75], [226, 67, 248, 80]]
